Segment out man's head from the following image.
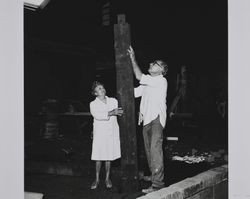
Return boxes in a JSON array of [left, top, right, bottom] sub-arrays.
[[148, 60, 168, 76]]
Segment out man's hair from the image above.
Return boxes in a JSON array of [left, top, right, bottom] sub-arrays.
[[156, 60, 168, 76], [91, 81, 104, 96]]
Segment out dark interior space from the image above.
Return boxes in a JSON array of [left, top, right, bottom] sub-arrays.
[[24, 0, 228, 198]]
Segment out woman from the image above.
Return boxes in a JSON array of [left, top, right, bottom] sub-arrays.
[[89, 81, 123, 189]]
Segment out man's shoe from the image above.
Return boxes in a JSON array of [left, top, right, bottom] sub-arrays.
[[142, 186, 159, 194]]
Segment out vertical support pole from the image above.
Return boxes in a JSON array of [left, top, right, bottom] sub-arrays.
[[180, 65, 188, 112], [114, 14, 139, 192]]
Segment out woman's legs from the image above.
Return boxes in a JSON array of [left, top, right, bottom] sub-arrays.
[[91, 160, 112, 189], [91, 161, 101, 189], [105, 161, 112, 188], [105, 161, 111, 180], [95, 161, 101, 182]]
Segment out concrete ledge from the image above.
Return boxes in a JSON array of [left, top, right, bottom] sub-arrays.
[[25, 192, 43, 199], [137, 164, 228, 199]]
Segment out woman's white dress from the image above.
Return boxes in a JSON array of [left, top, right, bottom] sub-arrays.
[[90, 96, 121, 161]]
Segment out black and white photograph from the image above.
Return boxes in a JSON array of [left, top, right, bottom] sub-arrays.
[[1, 0, 250, 199], [24, 0, 228, 198]]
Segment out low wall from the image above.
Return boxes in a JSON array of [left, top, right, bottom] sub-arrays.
[[137, 164, 228, 199]]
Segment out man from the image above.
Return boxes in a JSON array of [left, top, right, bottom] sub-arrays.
[[127, 46, 168, 193]]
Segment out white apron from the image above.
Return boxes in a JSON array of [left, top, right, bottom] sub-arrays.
[[90, 96, 121, 161]]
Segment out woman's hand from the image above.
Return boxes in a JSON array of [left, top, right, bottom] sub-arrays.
[[108, 108, 124, 116]]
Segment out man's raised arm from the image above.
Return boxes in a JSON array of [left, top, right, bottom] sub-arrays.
[[128, 46, 143, 81]]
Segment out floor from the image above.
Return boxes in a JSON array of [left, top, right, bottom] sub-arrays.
[[24, 117, 227, 199]]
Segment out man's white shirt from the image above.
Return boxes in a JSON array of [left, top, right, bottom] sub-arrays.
[[134, 74, 167, 128]]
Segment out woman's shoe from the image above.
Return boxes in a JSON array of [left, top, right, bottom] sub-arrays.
[[90, 180, 99, 190], [105, 179, 112, 189]]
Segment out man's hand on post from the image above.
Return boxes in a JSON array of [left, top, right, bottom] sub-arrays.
[[127, 46, 135, 61], [138, 112, 143, 125], [127, 45, 143, 81]]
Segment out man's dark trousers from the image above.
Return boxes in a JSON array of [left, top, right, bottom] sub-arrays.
[[142, 115, 164, 188]]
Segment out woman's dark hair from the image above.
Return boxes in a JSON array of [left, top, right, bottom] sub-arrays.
[[91, 81, 104, 96]]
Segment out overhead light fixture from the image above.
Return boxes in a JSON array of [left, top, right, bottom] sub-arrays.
[[24, 0, 50, 11]]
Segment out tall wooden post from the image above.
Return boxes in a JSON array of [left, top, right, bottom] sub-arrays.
[[114, 14, 139, 192]]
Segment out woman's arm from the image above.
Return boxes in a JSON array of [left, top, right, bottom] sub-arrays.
[[108, 99, 123, 116], [108, 108, 123, 116], [90, 103, 110, 121], [90, 102, 123, 120]]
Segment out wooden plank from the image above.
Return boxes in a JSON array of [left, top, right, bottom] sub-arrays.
[[114, 14, 139, 193], [168, 86, 185, 115], [58, 112, 91, 116], [171, 113, 193, 118], [169, 65, 194, 118]]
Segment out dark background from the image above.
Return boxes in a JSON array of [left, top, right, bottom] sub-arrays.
[[24, 0, 228, 118], [23, 1, 228, 197]]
